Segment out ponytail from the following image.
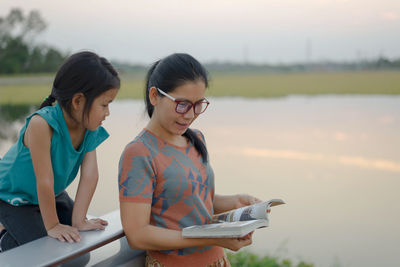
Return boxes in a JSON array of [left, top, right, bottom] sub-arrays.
[[39, 94, 56, 110], [183, 129, 208, 163], [144, 60, 161, 118]]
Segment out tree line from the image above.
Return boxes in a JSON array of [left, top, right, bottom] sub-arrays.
[[115, 58, 400, 75], [205, 57, 400, 74], [0, 8, 66, 74], [1, 8, 400, 75]]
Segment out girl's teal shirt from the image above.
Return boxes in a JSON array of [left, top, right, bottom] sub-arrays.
[[0, 104, 109, 206]]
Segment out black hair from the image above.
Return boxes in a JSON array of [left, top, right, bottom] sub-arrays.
[[39, 51, 120, 121], [145, 53, 209, 162]]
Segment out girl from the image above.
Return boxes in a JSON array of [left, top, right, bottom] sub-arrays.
[[0, 51, 120, 252], [119, 53, 260, 267]]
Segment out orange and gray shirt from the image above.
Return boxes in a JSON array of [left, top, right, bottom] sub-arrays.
[[118, 129, 226, 267]]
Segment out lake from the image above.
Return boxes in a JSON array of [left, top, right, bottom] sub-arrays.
[[1, 96, 399, 266]]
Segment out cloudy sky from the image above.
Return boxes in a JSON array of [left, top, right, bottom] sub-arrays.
[[1, 0, 400, 64]]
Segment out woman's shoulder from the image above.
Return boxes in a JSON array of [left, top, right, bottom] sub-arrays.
[[122, 132, 152, 158], [123, 138, 146, 152]]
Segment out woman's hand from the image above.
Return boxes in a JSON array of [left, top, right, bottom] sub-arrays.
[[213, 232, 254, 251], [73, 218, 108, 231], [234, 194, 262, 209], [47, 223, 81, 243], [213, 194, 263, 214]]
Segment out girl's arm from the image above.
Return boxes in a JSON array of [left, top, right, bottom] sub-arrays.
[[120, 201, 252, 252], [71, 150, 108, 231], [26, 115, 80, 243], [213, 194, 262, 214]]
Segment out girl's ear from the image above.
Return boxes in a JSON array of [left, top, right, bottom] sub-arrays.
[[71, 93, 86, 111], [149, 87, 159, 106]]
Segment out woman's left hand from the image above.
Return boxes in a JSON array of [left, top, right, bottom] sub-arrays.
[[238, 231, 254, 241], [74, 218, 108, 231], [234, 194, 262, 209]]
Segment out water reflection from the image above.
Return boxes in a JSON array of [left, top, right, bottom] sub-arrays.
[[86, 96, 398, 267], [0, 104, 34, 149], [240, 147, 400, 173], [0, 97, 399, 267]]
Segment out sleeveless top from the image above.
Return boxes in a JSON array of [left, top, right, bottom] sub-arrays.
[[0, 104, 109, 206]]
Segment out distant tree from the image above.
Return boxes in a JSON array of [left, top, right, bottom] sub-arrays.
[[0, 8, 46, 40], [40, 47, 65, 72], [0, 8, 65, 74], [0, 36, 29, 73]]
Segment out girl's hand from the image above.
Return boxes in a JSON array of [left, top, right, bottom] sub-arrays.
[[214, 232, 253, 251], [234, 194, 262, 209], [73, 218, 108, 231], [47, 223, 81, 243]]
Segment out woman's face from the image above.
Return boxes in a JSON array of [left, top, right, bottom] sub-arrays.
[[152, 81, 207, 137]]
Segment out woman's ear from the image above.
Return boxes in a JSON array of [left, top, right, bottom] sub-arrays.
[[71, 93, 86, 111], [149, 87, 159, 106]]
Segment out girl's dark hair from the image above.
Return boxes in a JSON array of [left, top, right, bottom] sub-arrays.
[[145, 53, 209, 162], [39, 51, 120, 121]]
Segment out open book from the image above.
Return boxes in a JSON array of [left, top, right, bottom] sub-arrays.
[[182, 199, 285, 238]]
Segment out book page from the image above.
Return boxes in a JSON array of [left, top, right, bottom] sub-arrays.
[[213, 199, 285, 223], [213, 202, 268, 222]]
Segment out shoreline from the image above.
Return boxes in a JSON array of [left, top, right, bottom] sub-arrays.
[[1, 70, 400, 105]]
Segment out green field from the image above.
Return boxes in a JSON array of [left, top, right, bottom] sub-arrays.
[[1, 71, 400, 105]]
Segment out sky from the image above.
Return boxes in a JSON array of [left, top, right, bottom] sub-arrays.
[[1, 0, 400, 64]]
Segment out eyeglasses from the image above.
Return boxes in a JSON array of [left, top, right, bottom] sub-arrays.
[[157, 88, 210, 115]]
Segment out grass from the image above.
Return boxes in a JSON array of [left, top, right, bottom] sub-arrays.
[[208, 71, 400, 98], [1, 71, 400, 104], [227, 250, 314, 267]]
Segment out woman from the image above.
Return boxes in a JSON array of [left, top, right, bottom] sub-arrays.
[[118, 53, 260, 267]]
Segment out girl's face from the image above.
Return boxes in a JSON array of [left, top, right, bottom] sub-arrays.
[[85, 88, 119, 130], [152, 81, 206, 137]]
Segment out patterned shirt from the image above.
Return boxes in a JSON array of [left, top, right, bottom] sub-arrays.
[[118, 129, 226, 267]]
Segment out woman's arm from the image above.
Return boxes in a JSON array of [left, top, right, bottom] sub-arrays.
[[26, 115, 80, 243], [213, 194, 262, 214], [72, 150, 108, 231], [120, 202, 252, 252]]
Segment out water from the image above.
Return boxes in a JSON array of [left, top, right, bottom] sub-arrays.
[[1, 96, 399, 266]]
